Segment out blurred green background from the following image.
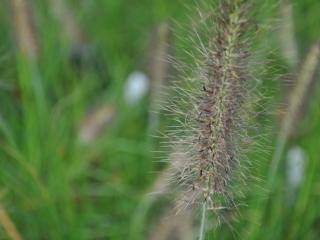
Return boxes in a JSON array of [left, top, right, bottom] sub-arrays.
[[0, 0, 320, 239]]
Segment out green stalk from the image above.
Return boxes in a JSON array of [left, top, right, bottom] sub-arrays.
[[198, 201, 207, 240]]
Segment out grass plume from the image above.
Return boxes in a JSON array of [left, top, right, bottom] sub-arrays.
[[269, 42, 320, 182], [166, 0, 258, 215], [9, 0, 39, 60]]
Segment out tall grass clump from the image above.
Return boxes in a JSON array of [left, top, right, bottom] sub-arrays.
[[164, 0, 263, 232]]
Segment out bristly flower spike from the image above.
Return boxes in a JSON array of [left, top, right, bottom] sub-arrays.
[[167, 0, 256, 214]]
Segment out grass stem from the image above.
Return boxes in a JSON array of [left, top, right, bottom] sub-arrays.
[[198, 201, 207, 240]]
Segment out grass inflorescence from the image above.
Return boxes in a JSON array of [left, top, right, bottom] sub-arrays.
[[165, 0, 261, 216]]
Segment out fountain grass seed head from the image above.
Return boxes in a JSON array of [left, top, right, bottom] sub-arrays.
[[164, 0, 261, 214]]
